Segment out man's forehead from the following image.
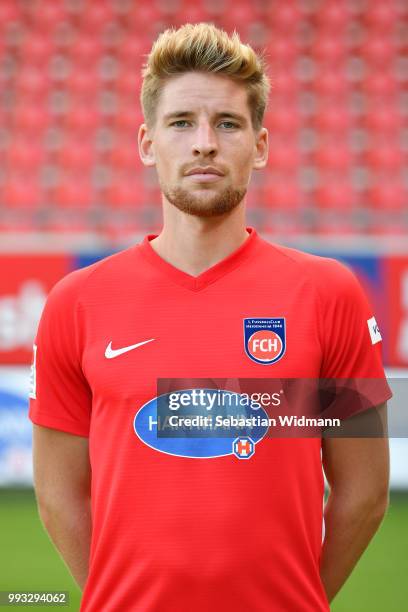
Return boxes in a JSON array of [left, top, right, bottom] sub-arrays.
[[157, 73, 249, 116]]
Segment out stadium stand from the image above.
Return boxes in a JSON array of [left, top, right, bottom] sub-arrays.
[[0, 0, 406, 236]]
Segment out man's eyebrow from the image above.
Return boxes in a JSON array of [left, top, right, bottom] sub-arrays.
[[163, 111, 193, 120], [215, 111, 248, 123], [163, 111, 248, 123]]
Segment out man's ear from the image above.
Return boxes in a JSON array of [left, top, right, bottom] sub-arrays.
[[253, 127, 268, 170], [138, 123, 156, 167]]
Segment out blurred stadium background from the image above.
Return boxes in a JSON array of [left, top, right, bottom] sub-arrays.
[[0, 0, 407, 610]]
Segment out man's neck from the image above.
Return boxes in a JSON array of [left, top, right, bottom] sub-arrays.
[[149, 203, 249, 277]]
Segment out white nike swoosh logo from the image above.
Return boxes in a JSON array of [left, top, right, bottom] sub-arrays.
[[105, 339, 155, 359]]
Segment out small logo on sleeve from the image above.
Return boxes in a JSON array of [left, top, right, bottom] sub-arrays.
[[29, 344, 37, 399], [367, 316, 382, 345]]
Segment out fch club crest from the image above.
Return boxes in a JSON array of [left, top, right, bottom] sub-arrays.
[[233, 436, 255, 459], [244, 318, 286, 365]]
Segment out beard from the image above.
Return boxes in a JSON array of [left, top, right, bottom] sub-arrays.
[[162, 184, 247, 218]]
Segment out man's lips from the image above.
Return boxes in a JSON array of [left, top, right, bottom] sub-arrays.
[[185, 167, 224, 177]]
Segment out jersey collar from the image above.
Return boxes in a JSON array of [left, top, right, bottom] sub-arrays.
[[138, 227, 260, 291]]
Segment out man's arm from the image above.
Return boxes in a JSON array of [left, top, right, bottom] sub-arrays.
[[320, 402, 389, 603], [32, 424, 92, 591]]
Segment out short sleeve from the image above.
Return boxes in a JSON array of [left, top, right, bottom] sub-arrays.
[[317, 259, 392, 416], [28, 269, 92, 437]]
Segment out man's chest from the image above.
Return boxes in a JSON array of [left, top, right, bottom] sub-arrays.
[[81, 282, 323, 402]]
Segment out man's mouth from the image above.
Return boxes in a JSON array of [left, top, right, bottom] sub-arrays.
[[184, 166, 225, 182], [185, 166, 225, 177]]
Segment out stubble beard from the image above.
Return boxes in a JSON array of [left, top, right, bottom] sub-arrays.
[[162, 185, 247, 218]]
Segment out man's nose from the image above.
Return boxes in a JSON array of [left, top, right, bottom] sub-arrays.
[[192, 122, 218, 156]]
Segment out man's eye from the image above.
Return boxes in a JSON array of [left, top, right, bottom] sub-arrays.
[[219, 121, 238, 129], [171, 120, 189, 127]]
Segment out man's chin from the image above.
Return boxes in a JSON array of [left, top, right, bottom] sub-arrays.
[[163, 186, 246, 218]]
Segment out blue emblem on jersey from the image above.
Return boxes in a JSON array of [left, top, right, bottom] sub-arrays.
[[244, 318, 286, 365], [134, 389, 269, 459]]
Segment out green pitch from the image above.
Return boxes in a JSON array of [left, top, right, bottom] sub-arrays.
[[0, 488, 407, 611]]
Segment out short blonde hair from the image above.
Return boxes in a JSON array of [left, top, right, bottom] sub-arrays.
[[141, 23, 270, 130]]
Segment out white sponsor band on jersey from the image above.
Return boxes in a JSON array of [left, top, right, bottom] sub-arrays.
[[29, 344, 37, 399], [367, 316, 382, 345]]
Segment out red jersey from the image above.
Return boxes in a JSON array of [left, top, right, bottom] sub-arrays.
[[29, 228, 391, 611]]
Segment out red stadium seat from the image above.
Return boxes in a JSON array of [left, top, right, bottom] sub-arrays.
[[70, 37, 102, 66], [114, 105, 144, 133], [267, 145, 302, 174], [361, 38, 396, 66], [68, 68, 100, 96], [6, 138, 46, 170], [173, 5, 210, 25], [364, 108, 404, 135], [31, 3, 67, 31], [56, 177, 96, 208], [316, 2, 350, 29], [314, 107, 352, 133], [222, 3, 259, 29], [265, 106, 302, 134], [315, 144, 352, 172], [65, 106, 102, 133], [365, 145, 405, 172], [59, 141, 98, 173], [22, 35, 55, 65], [314, 69, 350, 98], [269, 2, 302, 29], [107, 176, 146, 209], [0, 2, 20, 27], [121, 4, 162, 31], [363, 72, 398, 98], [15, 66, 49, 97], [81, 3, 114, 32], [364, 1, 398, 30], [369, 183, 406, 212], [315, 182, 356, 211], [268, 37, 300, 65], [261, 178, 304, 212], [117, 36, 147, 68], [116, 70, 143, 97], [271, 69, 300, 99], [110, 139, 138, 172], [1, 174, 43, 208], [312, 35, 346, 65], [11, 106, 50, 134]]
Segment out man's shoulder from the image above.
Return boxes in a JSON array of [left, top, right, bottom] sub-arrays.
[[45, 245, 138, 308], [256, 237, 366, 310], [260, 237, 353, 283]]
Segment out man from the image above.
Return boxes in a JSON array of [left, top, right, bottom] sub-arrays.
[[30, 23, 391, 611]]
